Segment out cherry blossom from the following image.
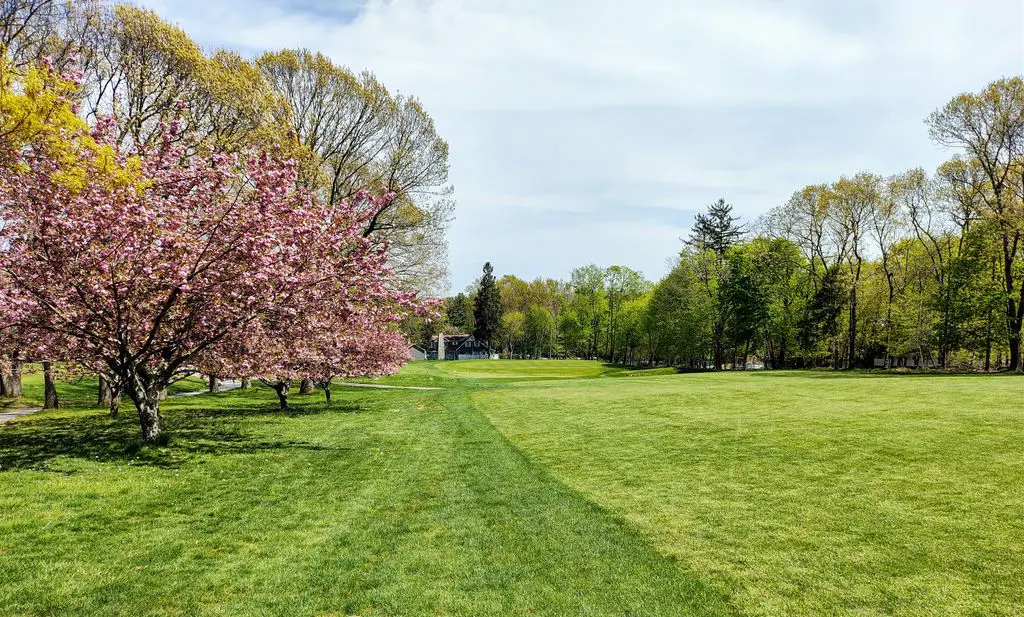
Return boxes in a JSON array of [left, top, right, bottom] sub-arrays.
[[0, 114, 431, 440]]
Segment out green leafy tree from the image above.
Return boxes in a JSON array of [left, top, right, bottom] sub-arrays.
[[523, 305, 555, 359], [613, 294, 651, 366], [927, 77, 1024, 370], [604, 266, 648, 363], [686, 199, 747, 368], [691, 247, 728, 369], [497, 275, 533, 314], [557, 306, 589, 358], [799, 267, 847, 366], [568, 265, 608, 359], [828, 173, 882, 369], [646, 254, 715, 367], [257, 49, 454, 293], [756, 238, 807, 368], [722, 244, 770, 367], [446, 293, 473, 332], [499, 311, 525, 358]]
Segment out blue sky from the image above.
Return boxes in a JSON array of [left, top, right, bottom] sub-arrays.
[[138, 0, 1024, 292]]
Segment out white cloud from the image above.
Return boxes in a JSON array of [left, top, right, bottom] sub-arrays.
[[139, 0, 1024, 289], [150, 0, 873, 110]]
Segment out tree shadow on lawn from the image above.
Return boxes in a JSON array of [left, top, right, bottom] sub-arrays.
[[0, 398, 362, 473], [739, 368, 1019, 379]]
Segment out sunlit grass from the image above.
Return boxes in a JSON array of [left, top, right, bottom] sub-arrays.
[[423, 358, 673, 381], [11, 369, 209, 410], [474, 369, 1024, 616], [0, 366, 730, 617], [2, 361, 1021, 616]]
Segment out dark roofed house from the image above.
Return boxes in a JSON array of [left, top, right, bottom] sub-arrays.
[[429, 333, 493, 360]]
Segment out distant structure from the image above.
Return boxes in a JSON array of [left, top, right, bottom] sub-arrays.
[[422, 333, 495, 360], [408, 345, 427, 361]]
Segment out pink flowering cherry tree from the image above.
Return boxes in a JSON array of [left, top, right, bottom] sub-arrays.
[[0, 117, 428, 441], [201, 276, 428, 410]]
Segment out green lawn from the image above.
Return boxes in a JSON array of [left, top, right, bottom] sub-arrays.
[[426, 359, 676, 381], [474, 370, 1024, 616], [1, 362, 1021, 616], [9, 370, 208, 409]]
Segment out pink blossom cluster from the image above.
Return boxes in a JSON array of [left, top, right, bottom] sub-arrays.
[[0, 115, 432, 431]]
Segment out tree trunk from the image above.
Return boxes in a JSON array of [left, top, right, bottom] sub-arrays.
[[0, 366, 7, 397], [42, 361, 59, 409], [240, 377, 251, 390], [273, 381, 290, 410], [109, 388, 121, 418], [208, 374, 218, 393], [1001, 231, 1023, 372], [299, 378, 315, 394], [1009, 335, 1021, 373], [122, 374, 163, 441], [985, 316, 993, 372], [137, 396, 161, 442], [320, 383, 332, 404], [847, 284, 858, 370], [713, 323, 724, 371], [1010, 288, 1024, 372], [98, 374, 112, 406], [9, 358, 22, 397]]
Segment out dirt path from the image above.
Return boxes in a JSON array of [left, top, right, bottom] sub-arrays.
[[169, 378, 244, 398], [0, 405, 41, 424]]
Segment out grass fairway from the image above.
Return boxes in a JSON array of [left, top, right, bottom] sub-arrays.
[[430, 359, 637, 380], [1, 363, 1021, 616], [0, 366, 729, 617], [474, 370, 1024, 616]]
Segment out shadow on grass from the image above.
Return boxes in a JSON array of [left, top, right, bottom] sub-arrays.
[[597, 363, 1020, 379], [0, 396, 363, 473], [737, 368, 1021, 379]]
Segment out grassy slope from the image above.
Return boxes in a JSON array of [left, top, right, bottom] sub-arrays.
[[347, 360, 675, 387], [474, 370, 1024, 616], [3, 361, 1021, 616], [0, 365, 731, 617], [424, 359, 667, 381]]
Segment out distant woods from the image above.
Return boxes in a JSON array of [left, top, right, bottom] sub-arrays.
[[418, 76, 1024, 372]]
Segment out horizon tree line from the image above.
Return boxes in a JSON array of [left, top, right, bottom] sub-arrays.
[[422, 76, 1024, 372]]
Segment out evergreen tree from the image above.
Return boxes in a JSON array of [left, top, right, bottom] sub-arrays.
[[473, 262, 502, 351], [799, 267, 847, 366], [686, 199, 744, 368], [447, 293, 470, 331], [688, 198, 744, 256]]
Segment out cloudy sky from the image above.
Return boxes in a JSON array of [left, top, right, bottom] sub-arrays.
[[138, 0, 1023, 292]]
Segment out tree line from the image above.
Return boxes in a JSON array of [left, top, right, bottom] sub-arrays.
[[424, 76, 1024, 372]]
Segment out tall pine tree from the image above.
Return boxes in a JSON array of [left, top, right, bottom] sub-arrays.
[[687, 198, 744, 369], [688, 198, 744, 256], [473, 262, 502, 352]]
